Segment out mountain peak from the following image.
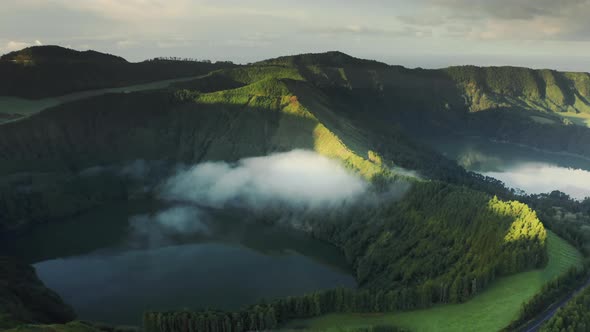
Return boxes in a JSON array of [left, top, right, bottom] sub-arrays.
[[0, 45, 127, 65], [256, 51, 389, 68]]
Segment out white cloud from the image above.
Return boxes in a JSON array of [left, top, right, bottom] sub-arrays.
[[52, 0, 192, 21], [22, 0, 307, 22], [116, 39, 139, 49], [409, 0, 590, 41], [2, 1, 590, 69], [161, 150, 368, 210], [129, 206, 210, 246]]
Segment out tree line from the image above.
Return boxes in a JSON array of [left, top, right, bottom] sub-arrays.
[[540, 269, 590, 332], [146, 57, 235, 65], [143, 288, 409, 332], [502, 264, 590, 331]]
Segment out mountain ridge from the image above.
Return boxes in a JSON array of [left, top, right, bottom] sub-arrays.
[[0, 46, 236, 99], [0, 45, 127, 65]]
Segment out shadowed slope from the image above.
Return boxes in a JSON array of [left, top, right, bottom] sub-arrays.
[[0, 46, 235, 99]]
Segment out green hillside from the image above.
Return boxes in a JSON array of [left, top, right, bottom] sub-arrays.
[[0, 257, 75, 330], [171, 52, 590, 158], [1, 46, 127, 65], [308, 182, 548, 297], [0, 46, 234, 99], [0, 79, 385, 232], [284, 231, 582, 332], [444, 66, 590, 114], [6, 48, 590, 156], [0, 59, 478, 232], [143, 182, 549, 331]]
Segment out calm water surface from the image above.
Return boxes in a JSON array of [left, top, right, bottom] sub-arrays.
[[429, 137, 590, 200], [2, 201, 355, 325]]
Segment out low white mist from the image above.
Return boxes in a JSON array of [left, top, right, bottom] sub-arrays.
[[160, 150, 368, 210], [129, 206, 209, 246], [484, 162, 590, 200], [119, 160, 151, 179]]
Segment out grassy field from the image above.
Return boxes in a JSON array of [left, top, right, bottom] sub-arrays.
[[282, 231, 582, 332]]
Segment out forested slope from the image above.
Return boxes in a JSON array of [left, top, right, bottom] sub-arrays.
[[212, 52, 590, 157], [143, 181, 548, 332], [444, 66, 590, 113], [0, 46, 234, 98], [0, 63, 482, 232], [0, 257, 75, 329]]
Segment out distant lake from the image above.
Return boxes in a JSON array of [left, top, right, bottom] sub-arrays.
[[428, 137, 590, 200], [1, 201, 355, 325]]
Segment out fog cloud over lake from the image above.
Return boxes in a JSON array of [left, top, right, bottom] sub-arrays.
[[129, 206, 210, 246], [484, 162, 590, 200], [160, 150, 368, 210]]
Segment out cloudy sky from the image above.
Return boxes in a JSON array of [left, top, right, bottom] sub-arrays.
[[2, 0, 590, 70]]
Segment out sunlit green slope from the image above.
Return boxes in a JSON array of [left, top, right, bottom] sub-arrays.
[[175, 51, 590, 157], [282, 231, 582, 332]]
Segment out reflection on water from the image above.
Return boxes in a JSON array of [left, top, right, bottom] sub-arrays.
[[428, 137, 590, 200], [35, 243, 353, 325], [484, 163, 590, 200], [2, 201, 355, 325]]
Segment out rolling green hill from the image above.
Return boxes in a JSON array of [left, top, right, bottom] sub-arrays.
[[0, 46, 234, 99], [5, 48, 590, 158], [1, 46, 127, 65], [0, 56, 486, 232], [173, 51, 590, 157], [444, 66, 590, 114], [0, 81, 401, 232]]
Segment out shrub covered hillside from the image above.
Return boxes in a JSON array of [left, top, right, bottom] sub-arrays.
[[0, 46, 234, 98], [445, 66, 590, 113], [0, 256, 75, 330], [308, 182, 548, 303], [144, 181, 548, 332], [171, 52, 590, 158], [0, 63, 476, 231]]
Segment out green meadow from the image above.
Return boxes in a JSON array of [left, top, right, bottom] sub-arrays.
[[283, 231, 582, 332]]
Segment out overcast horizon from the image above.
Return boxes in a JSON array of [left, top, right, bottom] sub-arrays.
[[3, 1, 590, 71]]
